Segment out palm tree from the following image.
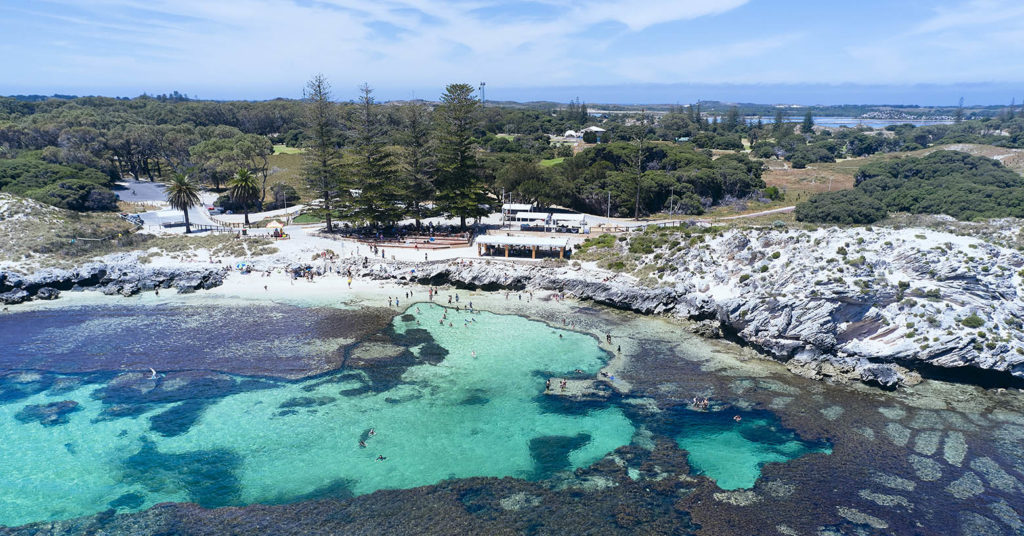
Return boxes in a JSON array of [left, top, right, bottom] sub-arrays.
[[228, 168, 260, 227], [166, 172, 200, 234]]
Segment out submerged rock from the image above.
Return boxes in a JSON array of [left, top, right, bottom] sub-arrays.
[[945, 471, 985, 499], [15, 400, 80, 426]]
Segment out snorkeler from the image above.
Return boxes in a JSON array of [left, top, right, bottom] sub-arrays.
[[359, 440, 366, 448], [376, 455, 387, 461], [368, 428, 376, 437]]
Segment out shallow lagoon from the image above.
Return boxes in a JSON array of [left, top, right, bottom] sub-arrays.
[[0, 299, 836, 529]]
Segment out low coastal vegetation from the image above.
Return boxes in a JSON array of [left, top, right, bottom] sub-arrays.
[[0, 193, 275, 269], [796, 151, 1024, 224]]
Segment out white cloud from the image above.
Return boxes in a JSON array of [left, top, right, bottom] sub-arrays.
[[912, 0, 1024, 34], [5, 0, 1024, 97], [16, 0, 750, 95]]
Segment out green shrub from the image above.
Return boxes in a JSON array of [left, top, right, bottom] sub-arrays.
[[739, 274, 751, 283], [794, 189, 886, 224], [960, 314, 985, 328]]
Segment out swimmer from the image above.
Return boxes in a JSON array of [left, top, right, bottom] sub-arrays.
[[149, 367, 158, 380], [359, 440, 367, 448], [368, 428, 376, 437], [471, 351, 477, 358], [376, 455, 387, 461], [733, 415, 742, 423]]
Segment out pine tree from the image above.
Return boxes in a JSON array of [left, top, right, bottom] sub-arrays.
[[773, 109, 785, 135], [434, 83, 489, 230], [300, 74, 343, 232], [801, 111, 814, 134], [349, 83, 404, 227], [724, 106, 740, 132], [396, 102, 435, 229]]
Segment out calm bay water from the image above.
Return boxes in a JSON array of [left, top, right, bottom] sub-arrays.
[[0, 301, 826, 528]]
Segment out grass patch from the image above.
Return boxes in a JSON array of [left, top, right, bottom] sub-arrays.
[[272, 144, 305, 155], [265, 152, 314, 203], [539, 157, 565, 167], [292, 213, 326, 224]]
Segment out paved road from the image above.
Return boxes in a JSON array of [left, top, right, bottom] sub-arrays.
[[115, 180, 167, 203]]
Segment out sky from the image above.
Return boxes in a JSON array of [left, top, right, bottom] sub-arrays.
[[1, 0, 1022, 105]]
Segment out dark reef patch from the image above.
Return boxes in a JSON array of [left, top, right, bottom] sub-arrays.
[[417, 342, 449, 365], [0, 304, 395, 379], [260, 478, 356, 505], [149, 399, 212, 437], [122, 437, 242, 508], [279, 396, 336, 409], [0, 372, 54, 403], [107, 493, 144, 511], [460, 393, 490, 406], [15, 400, 80, 426], [529, 433, 592, 478]]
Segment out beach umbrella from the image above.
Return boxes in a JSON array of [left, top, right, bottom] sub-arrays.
[[266, 220, 285, 229]]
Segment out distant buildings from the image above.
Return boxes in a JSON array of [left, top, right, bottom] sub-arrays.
[[563, 126, 606, 142]]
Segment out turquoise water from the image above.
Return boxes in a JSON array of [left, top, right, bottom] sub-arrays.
[[674, 412, 831, 490], [0, 303, 634, 527], [0, 300, 833, 527]]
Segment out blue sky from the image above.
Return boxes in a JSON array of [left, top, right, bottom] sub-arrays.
[[1, 0, 1022, 104]]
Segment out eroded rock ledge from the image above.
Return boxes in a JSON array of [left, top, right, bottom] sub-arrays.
[[0, 262, 225, 304], [361, 225, 1024, 389]]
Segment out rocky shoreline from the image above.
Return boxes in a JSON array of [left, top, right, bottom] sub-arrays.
[[354, 227, 1024, 389], [0, 262, 225, 305], [4, 222, 1024, 390]]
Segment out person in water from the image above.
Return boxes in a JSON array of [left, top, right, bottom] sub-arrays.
[[368, 428, 376, 437], [359, 440, 366, 448], [376, 455, 386, 461]]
